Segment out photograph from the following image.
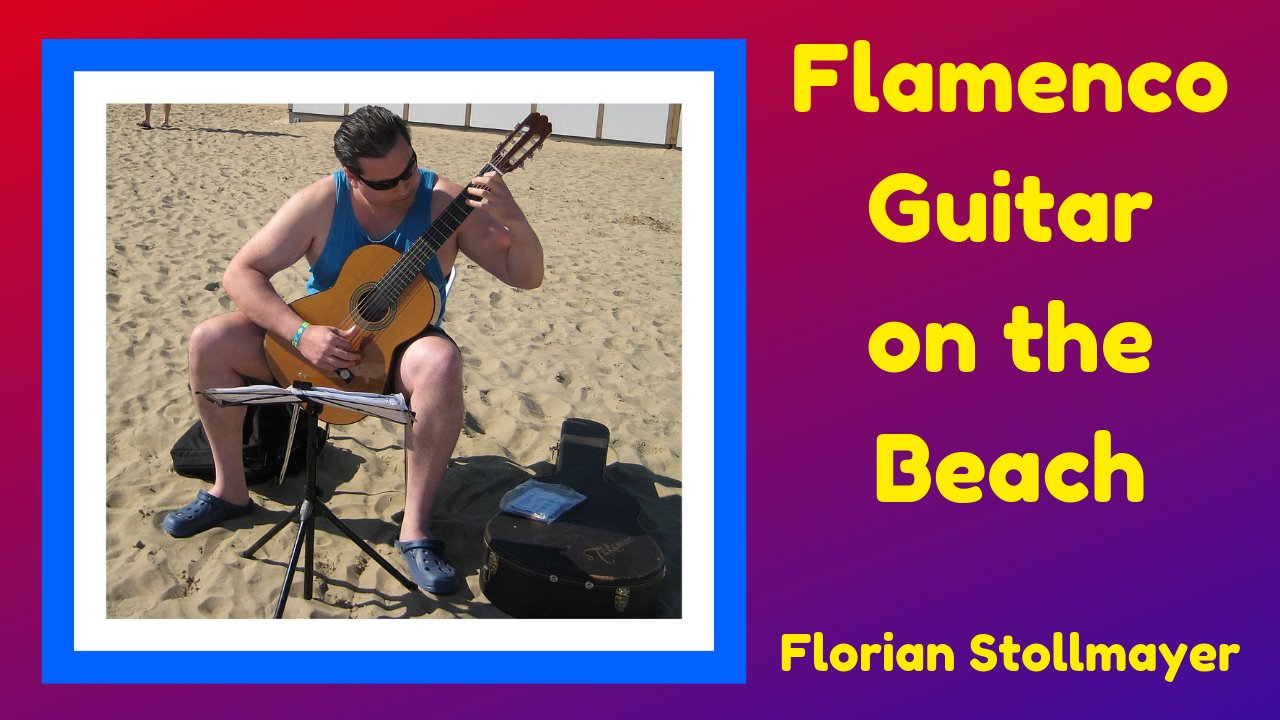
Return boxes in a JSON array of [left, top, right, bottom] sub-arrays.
[[103, 102, 684, 620]]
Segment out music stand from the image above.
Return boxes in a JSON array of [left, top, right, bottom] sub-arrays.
[[201, 382, 421, 618]]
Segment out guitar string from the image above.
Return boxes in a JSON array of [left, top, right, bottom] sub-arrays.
[[343, 174, 488, 348], [341, 127, 542, 340], [328, 156, 496, 345], [341, 157, 514, 348]]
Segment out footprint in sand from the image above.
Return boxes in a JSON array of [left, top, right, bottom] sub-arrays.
[[516, 392, 545, 419], [463, 410, 486, 437]]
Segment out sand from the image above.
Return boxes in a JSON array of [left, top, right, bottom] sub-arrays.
[[104, 104, 682, 619]]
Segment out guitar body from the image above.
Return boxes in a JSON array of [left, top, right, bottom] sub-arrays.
[[263, 244, 440, 425]]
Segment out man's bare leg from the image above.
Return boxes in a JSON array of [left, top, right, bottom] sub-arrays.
[[187, 312, 273, 506], [394, 334, 464, 542], [390, 333, 463, 593]]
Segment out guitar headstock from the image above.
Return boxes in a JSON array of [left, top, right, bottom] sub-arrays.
[[490, 112, 552, 174]]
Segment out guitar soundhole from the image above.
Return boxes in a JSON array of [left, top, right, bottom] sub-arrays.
[[351, 283, 396, 331]]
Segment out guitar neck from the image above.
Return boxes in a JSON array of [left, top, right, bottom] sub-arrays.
[[379, 162, 496, 299]]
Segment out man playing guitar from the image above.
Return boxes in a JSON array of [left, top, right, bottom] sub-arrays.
[[163, 105, 545, 595]]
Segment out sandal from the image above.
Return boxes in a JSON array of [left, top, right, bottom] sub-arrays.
[[395, 538, 459, 594], [162, 490, 255, 538]]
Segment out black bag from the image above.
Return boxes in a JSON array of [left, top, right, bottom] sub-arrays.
[[170, 403, 322, 484]]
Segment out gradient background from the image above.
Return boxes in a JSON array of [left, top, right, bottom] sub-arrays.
[[8, 0, 1276, 716]]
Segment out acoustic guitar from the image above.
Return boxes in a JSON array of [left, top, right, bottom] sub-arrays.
[[264, 112, 551, 424]]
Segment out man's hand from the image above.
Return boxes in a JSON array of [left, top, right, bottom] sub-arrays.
[[466, 171, 527, 228], [297, 324, 362, 371]]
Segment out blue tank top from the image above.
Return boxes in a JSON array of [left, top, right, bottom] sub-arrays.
[[306, 168, 449, 326]]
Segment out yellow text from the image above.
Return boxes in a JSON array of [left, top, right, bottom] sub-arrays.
[[869, 171, 1152, 243], [971, 632, 1239, 683], [876, 430, 1144, 503], [796, 41, 1227, 114], [782, 632, 955, 672]]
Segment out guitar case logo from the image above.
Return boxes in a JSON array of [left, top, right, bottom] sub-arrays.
[[583, 536, 637, 565]]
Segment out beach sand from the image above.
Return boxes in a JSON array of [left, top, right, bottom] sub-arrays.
[[104, 104, 682, 619]]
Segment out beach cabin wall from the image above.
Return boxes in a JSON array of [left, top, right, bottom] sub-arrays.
[[290, 103, 682, 147], [406, 104, 467, 126]]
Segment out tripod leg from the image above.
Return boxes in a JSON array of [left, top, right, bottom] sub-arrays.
[[240, 505, 301, 559], [273, 499, 313, 619], [316, 503, 420, 594], [304, 508, 315, 601], [302, 398, 319, 601]]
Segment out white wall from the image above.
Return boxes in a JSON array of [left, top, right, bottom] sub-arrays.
[[291, 103, 681, 147], [349, 103, 403, 118], [291, 103, 346, 116], [536, 104, 599, 139], [601, 104, 671, 145], [467, 104, 536, 131], [406, 104, 467, 126]]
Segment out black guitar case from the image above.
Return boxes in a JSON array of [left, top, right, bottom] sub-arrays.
[[481, 418, 666, 618]]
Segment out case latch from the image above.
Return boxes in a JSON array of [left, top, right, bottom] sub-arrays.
[[481, 550, 499, 582]]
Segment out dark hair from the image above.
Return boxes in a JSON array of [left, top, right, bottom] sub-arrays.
[[333, 105, 412, 175]]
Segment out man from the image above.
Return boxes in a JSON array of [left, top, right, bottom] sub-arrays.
[[162, 105, 544, 595]]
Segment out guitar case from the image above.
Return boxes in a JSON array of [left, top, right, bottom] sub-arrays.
[[480, 418, 666, 618]]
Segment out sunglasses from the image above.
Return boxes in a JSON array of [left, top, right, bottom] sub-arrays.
[[353, 150, 418, 191]]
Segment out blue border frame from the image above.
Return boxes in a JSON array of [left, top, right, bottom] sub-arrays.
[[42, 39, 745, 684]]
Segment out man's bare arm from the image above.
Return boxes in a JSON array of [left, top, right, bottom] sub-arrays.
[[223, 179, 328, 341], [448, 172, 544, 290]]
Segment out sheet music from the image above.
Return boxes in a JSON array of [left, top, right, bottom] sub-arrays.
[[200, 385, 414, 424]]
